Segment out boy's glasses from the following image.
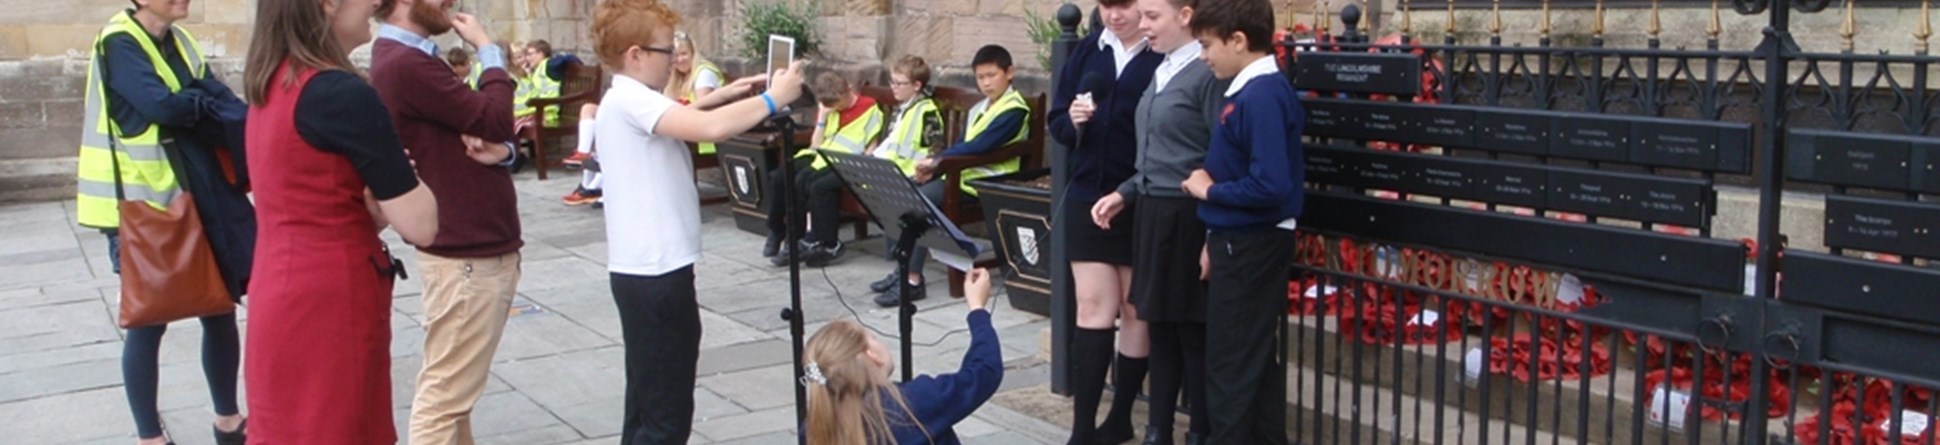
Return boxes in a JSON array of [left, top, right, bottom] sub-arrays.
[[639, 45, 676, 56]]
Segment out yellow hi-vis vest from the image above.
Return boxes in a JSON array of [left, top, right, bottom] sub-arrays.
[[519, 57, 563, 126], [801, 102, 885, 171], [75, 11, 205, 229], [464, 60, 483, 89], [957, 89, 1030, 196], [513, 74, 535, 117], [686, 61, 725, 155], [875, 97, 938, 177]]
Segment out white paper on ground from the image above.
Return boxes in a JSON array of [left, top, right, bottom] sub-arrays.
[[1880, 409, 1932, 436], [1408, 310, 1441, 327], [1462, 347, 1484, 387], [1557, 274, 1584, 304], [1647, 385, 1692, 431]]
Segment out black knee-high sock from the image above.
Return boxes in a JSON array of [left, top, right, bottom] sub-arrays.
[[1180, 322, 1211, 435], [1146, 322, 1184, 436], [1109, 351, 1148, 435], [1069, 327, 1116, 445]]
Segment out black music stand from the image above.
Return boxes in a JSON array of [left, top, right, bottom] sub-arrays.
[[817, 149, 982, 382]]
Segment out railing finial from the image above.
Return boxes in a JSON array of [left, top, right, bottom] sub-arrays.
[[1403, 0, 1414, 36], [1320, 0, 1332, 34], [1446, 0, 1458, 36], [1708, 0, 1723, 39], [1648, 0, 1662, 39], [1840, 0, 1856, 51], [1918, 0, 1933, 54], [1358, 0, 1371, 34], [1540, 0, 1552, 38], [1593, 0, 1606, 38], [1491, 0, 1502, 37]]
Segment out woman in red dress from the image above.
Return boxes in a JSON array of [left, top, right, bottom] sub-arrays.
[[240, 0, 440, 442]]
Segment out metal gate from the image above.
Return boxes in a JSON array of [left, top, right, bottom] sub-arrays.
[[1235, 0, 1939, 443]]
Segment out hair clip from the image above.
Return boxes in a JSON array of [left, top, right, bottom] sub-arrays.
[[801, 362, 829, 386], [674, 31, 690, 40]]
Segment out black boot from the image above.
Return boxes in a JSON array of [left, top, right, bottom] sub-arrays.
[[1099, 354, 1148, 444], [1068, 328, 1115, 445], [1183, 433, 1205, 445], [762, 233, 784, 257]]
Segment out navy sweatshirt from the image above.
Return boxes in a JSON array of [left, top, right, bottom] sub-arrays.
[[884, 309, 1004, 444], [938, 106, 1026, 158], [1199, 73, 1306, 232], [1047, 30, 1162, 200]]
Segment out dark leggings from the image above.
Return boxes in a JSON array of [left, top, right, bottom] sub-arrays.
[[110, 233, 242, 439], [124, 314, 243, 439]]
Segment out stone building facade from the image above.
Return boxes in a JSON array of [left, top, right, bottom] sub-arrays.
[[1, 0, 1932, 202]]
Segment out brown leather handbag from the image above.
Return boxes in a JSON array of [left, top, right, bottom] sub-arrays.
[[110, 140, 235, 329]]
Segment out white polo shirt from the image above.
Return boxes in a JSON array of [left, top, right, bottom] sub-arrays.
[[596, 74, 702, 276]]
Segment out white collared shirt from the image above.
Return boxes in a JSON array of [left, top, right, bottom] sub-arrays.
[[1224, 55, 1281, 97], [1153, 41, 1203, 92], [596, 74, 703, 276], [1098, 28, 1151, 76]]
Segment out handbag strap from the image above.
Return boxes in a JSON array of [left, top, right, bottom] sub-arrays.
[[96, 37, 129, 203]]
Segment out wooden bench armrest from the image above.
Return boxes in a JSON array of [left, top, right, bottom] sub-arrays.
[[928, 141, 1034, 223]]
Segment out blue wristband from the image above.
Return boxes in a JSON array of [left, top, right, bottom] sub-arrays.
[[760, 93, 778, 116]]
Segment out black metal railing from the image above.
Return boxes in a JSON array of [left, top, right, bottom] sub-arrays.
[[1244, 0, 1940, 443]]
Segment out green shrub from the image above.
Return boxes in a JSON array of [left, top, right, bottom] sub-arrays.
[[736, 0, 824, 60]]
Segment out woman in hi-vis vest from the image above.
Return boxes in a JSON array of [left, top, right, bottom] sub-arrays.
[[75, 0, 255, 442]]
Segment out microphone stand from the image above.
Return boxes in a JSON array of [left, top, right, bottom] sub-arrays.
[[771, 110, 811, 445]]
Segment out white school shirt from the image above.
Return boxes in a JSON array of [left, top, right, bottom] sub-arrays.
[[596, 74, 703, 276]]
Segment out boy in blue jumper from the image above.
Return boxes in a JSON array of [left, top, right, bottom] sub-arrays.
[[1178, 0, 1304, 442], [801, 269, 1004, 445]]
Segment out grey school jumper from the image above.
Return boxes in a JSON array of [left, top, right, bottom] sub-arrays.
[[1118, 59, 1229, 203]]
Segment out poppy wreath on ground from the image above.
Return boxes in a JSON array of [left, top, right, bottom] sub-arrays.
[[1641, 353, 1794, 424], [1333, 286, 1463, 345], [1482, 333, 1614, 382], [1793, 376, 1936, 445]]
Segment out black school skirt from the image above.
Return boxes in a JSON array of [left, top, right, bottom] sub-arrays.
[[1063, 192, 1135, 265], [1129, 195, 1208, 323]]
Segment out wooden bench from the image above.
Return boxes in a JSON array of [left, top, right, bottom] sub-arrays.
[[521, 62, 604, 180], [856, 83, 1048, 297]]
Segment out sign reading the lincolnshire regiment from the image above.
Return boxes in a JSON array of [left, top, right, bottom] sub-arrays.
[[1294, 52, 1423, 96]]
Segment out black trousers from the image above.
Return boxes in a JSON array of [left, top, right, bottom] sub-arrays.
[[611, 267, 701, 445], [1205, 228, 1294, 445], [765, 160, 845, 246]]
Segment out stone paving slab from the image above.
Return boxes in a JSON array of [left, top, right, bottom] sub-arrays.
[[0, 169, 1061, 444]]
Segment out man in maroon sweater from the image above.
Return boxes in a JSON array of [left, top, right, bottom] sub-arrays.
[[367, 0, 522, 444]]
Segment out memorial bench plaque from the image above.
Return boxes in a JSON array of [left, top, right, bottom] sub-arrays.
[[1823, 195, 1940, 259], [1786, 129, 1927, 192], [1293, 52, 1424, 96], [1547, 169, 1711, 227], [1476, 108, 1551, 155], [1551, 114, 1632, 162], [1631, 118, 1751, 173]]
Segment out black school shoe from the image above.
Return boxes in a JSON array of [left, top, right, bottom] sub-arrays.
[[763, 234, 784, 258], [802, 240, 846, 267], [869, 271, 899, 293], [873, 279, 926, 307]]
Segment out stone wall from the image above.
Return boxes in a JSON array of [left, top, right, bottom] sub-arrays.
[[1, 0, 1932, 206]]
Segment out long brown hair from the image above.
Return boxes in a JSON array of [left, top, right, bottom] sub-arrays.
[[244, 0, 358, 104], [803, 320, 932, 445]]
